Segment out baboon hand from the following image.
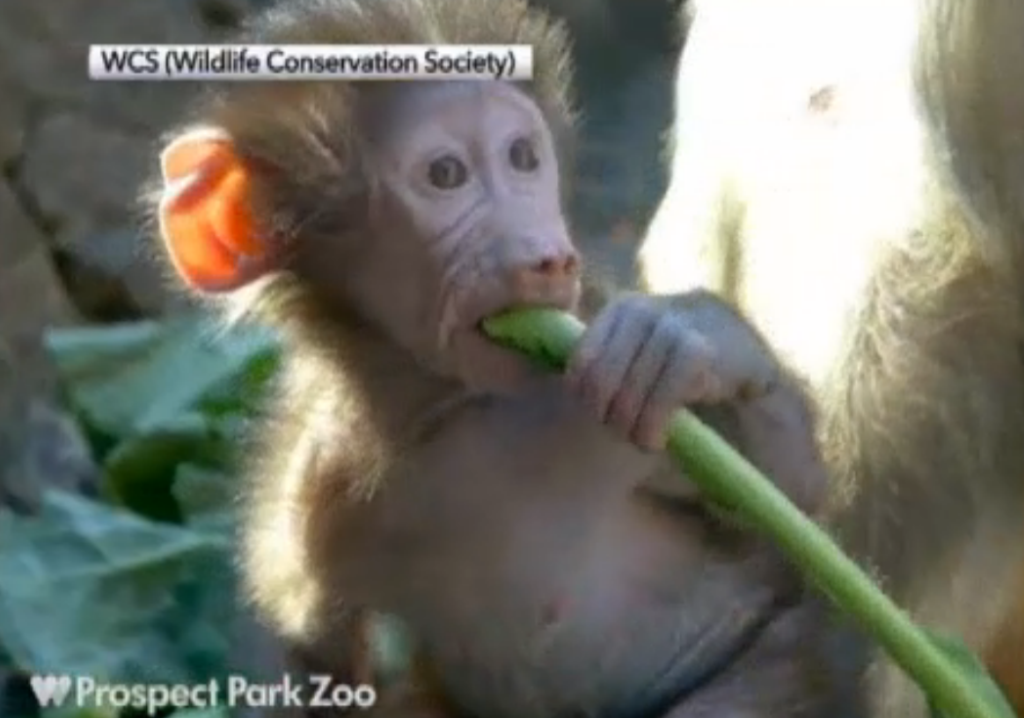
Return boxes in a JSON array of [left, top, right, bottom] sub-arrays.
[[565, 291, 778, 451]]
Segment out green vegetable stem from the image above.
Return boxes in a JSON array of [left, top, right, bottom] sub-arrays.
[[481, 307, 1017, 718]]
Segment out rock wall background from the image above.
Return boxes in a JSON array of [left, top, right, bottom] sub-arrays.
[[0, 0, 683, 509]]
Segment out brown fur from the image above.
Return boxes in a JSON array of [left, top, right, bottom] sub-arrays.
[[173, 1, 580, 677], [639, 1, 1024, 716], [985, 557, 1024, 712], [145, 0, 582, 701]]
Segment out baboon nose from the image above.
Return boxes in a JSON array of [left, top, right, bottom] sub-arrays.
[[508, 242, 581, 298], [530, 249, 580, 279]]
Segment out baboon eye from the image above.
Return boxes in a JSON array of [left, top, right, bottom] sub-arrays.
[[509, 137, 539, 172], [427, 155, 468, 189]]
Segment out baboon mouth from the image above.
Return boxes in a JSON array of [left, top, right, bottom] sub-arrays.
[[472, 301, 571, 342], [470, 301, 575, 370], [474, 299, 575, 328]]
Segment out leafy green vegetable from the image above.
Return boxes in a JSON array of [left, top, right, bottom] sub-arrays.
[[0, 490, 231, 684], [101, 421, 225, 523], [41, 317, 273, 523], [482, 307, 1019, 718], [0, 314, 411, 718], [0, 315, 276, 717], [43, 317, 277, 441], [172, 464, 237, 538]]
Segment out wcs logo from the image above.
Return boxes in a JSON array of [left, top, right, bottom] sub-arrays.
[[29, 674, 73, 707], [97, 48, 160, 73]]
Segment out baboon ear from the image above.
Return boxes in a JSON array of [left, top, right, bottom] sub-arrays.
[[157, 127, 275, 293]]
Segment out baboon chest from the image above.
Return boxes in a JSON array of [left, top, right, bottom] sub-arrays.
[[345, 392, 778, 717]]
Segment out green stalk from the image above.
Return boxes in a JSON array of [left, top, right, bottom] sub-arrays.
[[481, 307, 1016, 718]]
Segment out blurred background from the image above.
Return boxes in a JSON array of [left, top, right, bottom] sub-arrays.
[[0, 1, 686, 715]]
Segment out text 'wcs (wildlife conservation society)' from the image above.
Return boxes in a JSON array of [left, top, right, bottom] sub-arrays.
[[29, 674, 379, 714], [88, 44, 532, 80]]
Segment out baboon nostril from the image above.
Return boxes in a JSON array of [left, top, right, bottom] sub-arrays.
[[536, 258, 558, 274], [533, 251, 580, 277]]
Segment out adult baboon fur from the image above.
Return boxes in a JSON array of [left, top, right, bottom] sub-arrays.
[[639, 0, 1024, 715]]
